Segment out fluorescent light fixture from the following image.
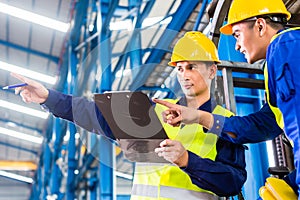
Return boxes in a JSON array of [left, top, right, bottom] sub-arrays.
[[115, 171, 133, 180], [0, 61, 57, 85], [0, 127, 43, 144], [0, 170, 33, 184], [0, 100, 49, 119], [0, 2, 69, 32]]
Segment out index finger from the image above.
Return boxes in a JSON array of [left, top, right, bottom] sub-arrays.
[[11, 72, 28, 83], [152, 99, 178, 109]]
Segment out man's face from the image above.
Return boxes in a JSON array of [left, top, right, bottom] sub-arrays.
[[176, 61, 213, 97], [232, 21, 267, 63]]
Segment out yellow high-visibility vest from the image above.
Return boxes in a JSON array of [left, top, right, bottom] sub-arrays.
[[264, 65, 285, 129], [264, 28, 300, 130], [131, 99, 233, 200]]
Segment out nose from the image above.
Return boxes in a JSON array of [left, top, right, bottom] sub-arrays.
[[182, 69, 191, 80], [235, 41, 241, 51]]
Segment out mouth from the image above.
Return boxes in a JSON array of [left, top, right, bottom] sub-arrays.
[[241, 50, 248, 60], [183, 84, 193, 89]]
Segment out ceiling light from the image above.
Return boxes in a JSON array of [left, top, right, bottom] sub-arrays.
[[0, 2, 69, 32], [115, 171, 133, 180], [0, 161, 37, 171], [0, 127, 43, 144], [0, 100, 49, 119], [0, 170, 33, 184], [0, 61, 57, 85]]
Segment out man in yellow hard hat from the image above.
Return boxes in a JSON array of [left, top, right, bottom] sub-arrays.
[[154, 0, 300, 198], [12, 31, 247, 199]]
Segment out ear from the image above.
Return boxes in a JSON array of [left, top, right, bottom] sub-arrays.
[[209, 64, 217, 79], [255, 18, 267, 36]]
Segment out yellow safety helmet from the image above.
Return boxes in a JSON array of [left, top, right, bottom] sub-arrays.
[[220, 0, 291, 35], [168, 31, 220, 66]]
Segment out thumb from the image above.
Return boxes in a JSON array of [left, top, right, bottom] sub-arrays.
[[159, 139, 172, 147]]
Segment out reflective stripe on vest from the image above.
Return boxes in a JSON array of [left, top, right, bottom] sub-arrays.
[[265, 27, 300, 129], [131, 99, 234, 199], [131, 184, 219, 200]]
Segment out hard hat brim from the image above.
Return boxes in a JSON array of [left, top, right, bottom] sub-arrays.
[[168, 61, 177, 67], [220, 23, 233, 35], [168, 59, 221, 67]]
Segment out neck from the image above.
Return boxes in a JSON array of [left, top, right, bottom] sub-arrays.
[[185, 92, 210, 109]]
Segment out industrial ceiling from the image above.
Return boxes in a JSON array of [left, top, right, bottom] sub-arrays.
[[0, 0, 300, 199]]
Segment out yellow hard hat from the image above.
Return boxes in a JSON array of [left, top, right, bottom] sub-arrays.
[[220, 0, 291, 35], [168, 31, 220, 66]]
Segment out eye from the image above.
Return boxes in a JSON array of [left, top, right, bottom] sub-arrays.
[[188, 64, 197, 70], [232, 32, 240, 39], [176, 67, 183, 72]]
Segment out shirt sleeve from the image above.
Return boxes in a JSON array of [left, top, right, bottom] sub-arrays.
[[182, 138, 247, 197], [42, 89, 115, 139], [209, 103, 283, 144]]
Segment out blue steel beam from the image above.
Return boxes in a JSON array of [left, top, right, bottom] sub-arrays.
[[98, 136, 115, 200], [193, 0, 209, 31], [45, 0, 64, 70], [99, 0, 118, 93], [55, 0, 88, 92], [97, 0, 119, 199], [129, 0, 199, 90], [66, 123, 77, 200], [50, 118, 67, 198], [128, 0, 154, 85], [0, 39, 59, 63], [43, 142, 53, 199], [112, 0, 154, 90], [65, 15, 80, 199], [73, 137, 100, 186]]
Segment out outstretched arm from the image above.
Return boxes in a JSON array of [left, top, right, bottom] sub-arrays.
[[12, 73, 115, 139], [153, 99, 282, 144]]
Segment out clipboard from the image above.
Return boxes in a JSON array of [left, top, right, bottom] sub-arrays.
[[94, 91, 169, 163]]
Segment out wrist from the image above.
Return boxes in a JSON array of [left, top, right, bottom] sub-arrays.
[[198, 110, 213, 129], [174, 150, 189, 167]]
